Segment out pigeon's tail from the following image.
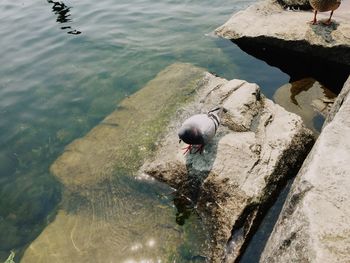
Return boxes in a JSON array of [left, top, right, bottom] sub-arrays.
[[207, 106, 226, 131], [208, 107, 227, 119]]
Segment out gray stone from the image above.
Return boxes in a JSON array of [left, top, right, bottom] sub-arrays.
[[324, 75, 350, 126], [260, 76, 350, 262], [142, 76, 314, 262], [215, 0, 350, 66]]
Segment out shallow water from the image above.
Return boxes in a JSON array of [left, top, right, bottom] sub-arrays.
[[0, 0, 294, 261]]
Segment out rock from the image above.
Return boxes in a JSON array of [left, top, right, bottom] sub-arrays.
[[273, 78, 336, 135], [21, 63, 212, 263], [277, 0, 311, 10], [142, 76, 314, 261], [260, 75, 350, 262], [324, 75, 350, 126], [215, 0, 350, 67]]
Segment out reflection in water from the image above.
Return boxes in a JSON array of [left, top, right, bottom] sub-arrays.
[[233, 38, 350, 94], [274, 78, 336, 135], [47, 0, 81, 35]]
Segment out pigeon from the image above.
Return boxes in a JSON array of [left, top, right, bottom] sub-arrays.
[[309, 0, 341, 25], [178, 107, 223, 154]]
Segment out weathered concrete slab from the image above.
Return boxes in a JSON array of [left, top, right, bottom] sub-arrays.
[[142, 75, 314, 261], [215, 0, 350, 66], [260, 76, 350, 262]]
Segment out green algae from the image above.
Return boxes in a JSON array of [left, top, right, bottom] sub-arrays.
[[50, 63, 206, 190], [3, 252, 15, 263]]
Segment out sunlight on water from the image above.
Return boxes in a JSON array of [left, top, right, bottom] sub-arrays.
[[0, 0, 290, 261]]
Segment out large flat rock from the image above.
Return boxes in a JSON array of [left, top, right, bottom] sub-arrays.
[[260, 76, 350, 262], [21, 63, 212, 263], [215, 0, 350, 66], [142, 75, 314, 261]]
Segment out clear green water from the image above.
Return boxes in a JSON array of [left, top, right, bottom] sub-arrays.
[[0, 0, 290, 261]]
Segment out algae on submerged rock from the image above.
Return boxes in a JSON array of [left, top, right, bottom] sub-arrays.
[[21, 63, 214, 263], [50, 63, 207, 191]]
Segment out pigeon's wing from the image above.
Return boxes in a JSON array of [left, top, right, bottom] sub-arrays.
[[180, 113, 218, 144], [191, 114, 217, 144]]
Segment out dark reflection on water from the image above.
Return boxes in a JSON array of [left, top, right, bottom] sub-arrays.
[[47, 0, 81, 35], [233, 38, 350, 94]]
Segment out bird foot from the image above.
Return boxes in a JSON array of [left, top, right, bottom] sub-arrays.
[[182, 145, 193, 155], [182, 145, 204, 155], [193, 145, 204, 154], [309, 19, 318, 25], [322, 19, 332, 26]]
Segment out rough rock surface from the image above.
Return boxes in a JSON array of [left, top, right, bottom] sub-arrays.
[[215, 0, 350, 66], [324, 75, 350, 126], [142, 76, 314, 261], [260, 76, 350, 262]]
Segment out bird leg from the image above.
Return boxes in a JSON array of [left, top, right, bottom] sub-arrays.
[[193, 144, 204, 154], [311, 10, 318, 25], [182, 145, 193, 155], [323, 10, 334, 25]]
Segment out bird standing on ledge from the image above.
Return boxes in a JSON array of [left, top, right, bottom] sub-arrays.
[[178, 107, 224, 154], [309, 0, 341, 25]]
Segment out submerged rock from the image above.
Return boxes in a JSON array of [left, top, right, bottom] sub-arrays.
[[215, 0, 350, 66], [273, 78, 336, 134], [21, 63, 211, 263], [142, 75, 314, 261], [260, 76, 350, 262], [50, 63, 207, 192]]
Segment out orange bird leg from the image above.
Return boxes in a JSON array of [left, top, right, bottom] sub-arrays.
[[182, 145, 193, 155], [193, 144, 204, 154]]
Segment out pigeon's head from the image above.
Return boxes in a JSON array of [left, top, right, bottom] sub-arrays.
[[178, 125, 204, 145]]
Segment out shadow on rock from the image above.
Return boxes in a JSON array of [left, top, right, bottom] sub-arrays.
[[174, 131, 224, 225], [233, 37, 350, 94], [310, 21, 339, 44]]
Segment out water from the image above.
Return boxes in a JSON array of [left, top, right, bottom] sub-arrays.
[[0, 0, 292, 261]]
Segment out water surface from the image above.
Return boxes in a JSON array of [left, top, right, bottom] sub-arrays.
[[0, 0, 291, 261]]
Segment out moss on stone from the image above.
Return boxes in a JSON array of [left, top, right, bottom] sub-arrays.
[[50, 63, 206, 190]]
